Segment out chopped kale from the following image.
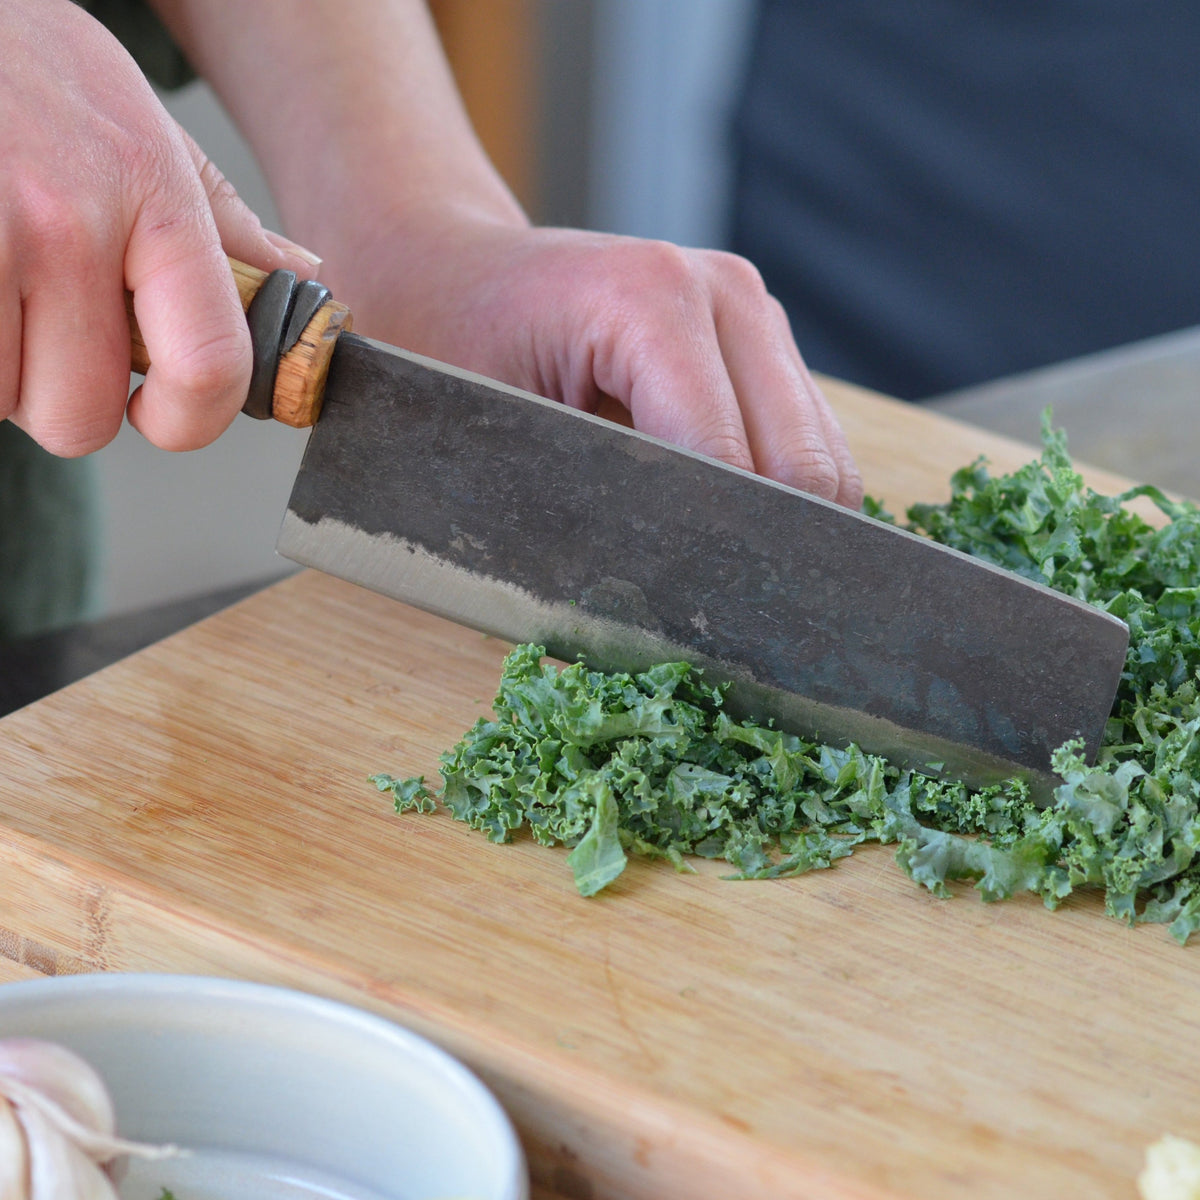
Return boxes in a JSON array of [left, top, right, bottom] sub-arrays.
[[373, 413, 1200, 942]]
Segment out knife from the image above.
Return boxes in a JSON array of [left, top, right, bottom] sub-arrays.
[[129, 260, 1128, 794]]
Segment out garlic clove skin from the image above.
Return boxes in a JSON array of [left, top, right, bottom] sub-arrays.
[[0, 1040, 115, 1140], [0, 1037, 179, 1198], [0, 1093, 30, 1200], [17, 1096, 120, 1200], [0, 1076, 178, 1167]]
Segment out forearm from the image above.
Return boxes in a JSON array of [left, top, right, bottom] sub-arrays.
[[147, 0, 862, 506], [149, 0, 529, 285]]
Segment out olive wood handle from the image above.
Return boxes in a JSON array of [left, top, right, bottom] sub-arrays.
[[127, 257, 353, 427]]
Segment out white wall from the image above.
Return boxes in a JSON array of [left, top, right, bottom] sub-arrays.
[[587, 0, 753, 247]]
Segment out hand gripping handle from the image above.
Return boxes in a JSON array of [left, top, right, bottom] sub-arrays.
[[127, 257, 353, 427]]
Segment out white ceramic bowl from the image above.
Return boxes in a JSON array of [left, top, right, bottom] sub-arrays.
[[0, 972, 528, 1200]]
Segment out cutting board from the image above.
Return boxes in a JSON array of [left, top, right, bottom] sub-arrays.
[[0, 381, 1190, 1200]]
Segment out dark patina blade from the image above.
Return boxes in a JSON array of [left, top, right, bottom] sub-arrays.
[[277, 333, 1129, 792]]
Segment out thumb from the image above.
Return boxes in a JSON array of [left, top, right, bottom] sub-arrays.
[[178, 124, 322, 278]]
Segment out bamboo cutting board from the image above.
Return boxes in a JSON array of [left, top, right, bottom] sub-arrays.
[[0, 381, 1191, 1200]]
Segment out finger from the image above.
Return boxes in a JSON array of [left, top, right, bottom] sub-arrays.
[[707, 256, 863, 506], [9, 233, 131, 457], [15, 277, 131, 457], [594, 247, 756, 474], [123, 129, 253, 451], [627, 324, 755, 475], [797, 359, 864, 508], [177, 126, 322, 278], [790, 358, 864, 508]]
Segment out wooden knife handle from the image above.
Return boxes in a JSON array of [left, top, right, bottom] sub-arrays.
[[127, 257, 353, 428]]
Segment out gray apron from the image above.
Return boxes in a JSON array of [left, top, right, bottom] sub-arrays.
[[729, 2, 1200, 399]]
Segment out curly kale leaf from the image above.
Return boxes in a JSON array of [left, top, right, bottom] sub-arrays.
[[375, 411, 1200, 941]]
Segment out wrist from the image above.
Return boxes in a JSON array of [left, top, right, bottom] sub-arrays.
[[297, 202, 531, 354]]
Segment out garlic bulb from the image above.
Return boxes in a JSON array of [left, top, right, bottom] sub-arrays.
[[0, 1094, 30, 1196], [1140, 1135, 1200, 1200], [0, 1038, 178, 1199]]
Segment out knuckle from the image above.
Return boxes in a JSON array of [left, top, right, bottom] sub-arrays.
[[691, 416, 754, 473], [14, 178, 105, 260], [763, 292, 793, 332], [196, 154, 240, 210], [14, 355, 132, 458], [772, 441, 843, 499], [174, 128, 249, 224], [23, 408, 122, 458], [38, 430, 114, 458], [165, 321, 252, 405], [709, 249, 768, 295], [122, 127, 210, 239], [121, 120, 177, 191], [616, 238, 700, 297]]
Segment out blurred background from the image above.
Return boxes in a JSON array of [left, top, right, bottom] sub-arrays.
[[90, 0, 1200, 628], [93, 0, 756, 620]]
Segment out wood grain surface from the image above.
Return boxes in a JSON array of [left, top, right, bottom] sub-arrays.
[[0, 379, 1187, 1200]]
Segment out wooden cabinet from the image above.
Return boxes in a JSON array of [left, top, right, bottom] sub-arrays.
[[428, 0, 541, 213]]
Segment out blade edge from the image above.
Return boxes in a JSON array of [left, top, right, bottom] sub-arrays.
[[278, 510, 1065, 796]]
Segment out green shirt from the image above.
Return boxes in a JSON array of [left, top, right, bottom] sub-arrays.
[[0, 425, 97, 639]]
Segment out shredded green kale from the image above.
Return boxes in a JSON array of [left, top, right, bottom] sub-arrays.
[[373, 414, 1200, 942]]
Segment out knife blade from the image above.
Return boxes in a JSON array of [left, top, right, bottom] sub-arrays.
[[130, 261, 1129, 794]]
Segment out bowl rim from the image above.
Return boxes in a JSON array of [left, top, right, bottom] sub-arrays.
[[0, 971, 529, 1199]]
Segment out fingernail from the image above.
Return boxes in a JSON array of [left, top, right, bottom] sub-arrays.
[[265, 229, 323, 270]]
